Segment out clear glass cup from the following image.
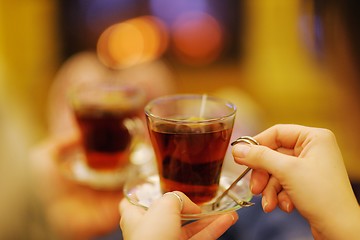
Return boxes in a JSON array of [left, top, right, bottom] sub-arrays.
[[66, 80, 146, 189], [144, 94, 236, 204]]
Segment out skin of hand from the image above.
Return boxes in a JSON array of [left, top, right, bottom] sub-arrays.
[[119, 191, 238, 240], [232, 124, 360, 239], [30, 135, 123, 239]]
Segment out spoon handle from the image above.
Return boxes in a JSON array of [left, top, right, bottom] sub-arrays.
[[211, 136, 259, 210]]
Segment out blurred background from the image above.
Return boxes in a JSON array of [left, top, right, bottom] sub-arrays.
[[1, 0, 360, 239]]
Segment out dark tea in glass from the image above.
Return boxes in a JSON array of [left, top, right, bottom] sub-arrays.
[[70, 81, 145, 172], [74, 107, 138, 170], [145, 94, 236, 205], [148, 122, 233, 204]]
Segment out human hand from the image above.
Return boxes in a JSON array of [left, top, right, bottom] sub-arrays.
[[30, 135, 122, 239], [232, 124, 360, 239], [119, 191, 238, 240]]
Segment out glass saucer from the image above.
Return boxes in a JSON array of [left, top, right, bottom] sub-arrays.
[[124, 171, 253, 220], [57, 143, 155, 190]]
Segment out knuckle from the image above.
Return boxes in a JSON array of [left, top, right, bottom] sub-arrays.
[[313, 128, 336, 142], [119, 217, 125, 229], [252, 145, 268, 161], [321, 128, 335, 138]]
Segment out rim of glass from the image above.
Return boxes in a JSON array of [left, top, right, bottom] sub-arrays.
[[69, 81, 145, 96], [144, 94, 237, 123], [68, 81, 146, 107]]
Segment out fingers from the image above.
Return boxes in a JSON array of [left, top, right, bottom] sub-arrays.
[[119, 192, 202, 240], [175, 191, 202, 215], [253, 124, 338, 157], [232, 143, 298, 178], [250, 169, 270, 194], [163, 192, 184, 212], [261, 176, 281, 213], [119, 199, 146, 235], [258, 176, 294, 214], [181, 212, 238, 240], [278, 191, 294, 213], [150, 191, 201, 215], [119, 192, 202, 235], [253, 124, 310, 150], [231, 125, 309, 177]]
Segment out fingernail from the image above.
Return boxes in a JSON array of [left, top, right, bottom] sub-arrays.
[[281, 201, 290, 213], [262, 197, 269, 213], [233, 144, 251, 158], [286, 202, 290, 213], [230, 214, 236, 224]]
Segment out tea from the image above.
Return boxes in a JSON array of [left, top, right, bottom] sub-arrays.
[[75, 107, 137, 170], [148, 122, 233, 204]]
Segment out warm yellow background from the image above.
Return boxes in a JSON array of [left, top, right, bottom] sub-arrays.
[[1, 0, 359, 237]]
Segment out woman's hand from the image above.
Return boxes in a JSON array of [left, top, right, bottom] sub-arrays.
[[30, 136, 123, 239], [232, 124, 360, 239], [119, 191, 238, 240]]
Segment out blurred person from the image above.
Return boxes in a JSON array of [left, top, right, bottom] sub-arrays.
[[46, 51, 176, 139], [30, 51, 176, 239], [119, 124, 360, 240]]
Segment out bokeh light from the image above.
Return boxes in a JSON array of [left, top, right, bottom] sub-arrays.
[[171, 11, 224, 66], [97, 16, 169, 69]]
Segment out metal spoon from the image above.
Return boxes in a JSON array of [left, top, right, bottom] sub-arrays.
[[211, 136, 259, 210]]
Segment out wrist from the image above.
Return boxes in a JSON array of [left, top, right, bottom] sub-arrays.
[[314, 202, 360, 239], [337, 205, 360, 239]]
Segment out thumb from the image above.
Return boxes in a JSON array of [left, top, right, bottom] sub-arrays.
[[232, 144, 296, 176]]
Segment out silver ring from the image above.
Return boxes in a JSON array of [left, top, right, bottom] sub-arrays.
[[164, 192, 184, 211], [231, 136, 259, 146]]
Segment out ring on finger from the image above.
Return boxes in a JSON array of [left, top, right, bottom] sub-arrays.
[[164, 191, 184, 211]]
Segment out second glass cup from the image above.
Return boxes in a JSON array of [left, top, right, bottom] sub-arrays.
[[68, 80, 146, 188], [145, 94, 236, 204]]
